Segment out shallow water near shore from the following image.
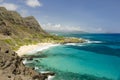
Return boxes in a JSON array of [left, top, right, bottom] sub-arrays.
[[25, 34, 120, 80]]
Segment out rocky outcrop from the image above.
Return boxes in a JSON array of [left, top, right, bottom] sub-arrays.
[[0, 47, 48, 80], [24, 16, 44, 32], [0, 7, 23, 25]]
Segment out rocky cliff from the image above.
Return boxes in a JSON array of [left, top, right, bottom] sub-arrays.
[[0, 7, 51, 80], [0, 7, 50, 50], [0, 46, 47, 80], [0, 7, 47, 38]]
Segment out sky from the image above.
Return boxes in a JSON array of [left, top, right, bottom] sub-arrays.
[[0, 0, 120, 33]]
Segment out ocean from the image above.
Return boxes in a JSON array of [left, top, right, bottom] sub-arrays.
[[25, 34, 120, 80]]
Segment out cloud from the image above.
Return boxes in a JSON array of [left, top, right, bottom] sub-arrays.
[[41, 23, 83, 32], [54, 24, 61, 28], [0, 3, 18, 10], [20, 9, 28, 17], [26, 0, 42, 7], [41, 23, 105, 33]]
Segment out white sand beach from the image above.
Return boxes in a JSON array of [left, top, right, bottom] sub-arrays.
[[16, 43, 59, 57]]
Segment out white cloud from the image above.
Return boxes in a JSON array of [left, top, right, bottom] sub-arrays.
[[54, 24, 61, 28], [42, 23, 83, 32], [41, 23, 105, 33], [26, 0, 42, 7], [0, 3, 18, 10], [20, 9, 28, 17]]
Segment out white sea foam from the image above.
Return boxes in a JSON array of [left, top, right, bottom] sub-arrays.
[[23, 59, 33, 64], [64, 40, 102, 47], [40, 71, 55, 80], [35, 66, 39, 70], [85, 40, 102, 44], [65, 43, 85, 46], [47, 75, 55, 80], [22, 59, 27, 64], [65, 43, 78, 46]]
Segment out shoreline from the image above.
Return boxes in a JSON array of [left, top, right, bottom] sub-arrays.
[[15, 42, 58, 80], [16, 43, 60, 57]]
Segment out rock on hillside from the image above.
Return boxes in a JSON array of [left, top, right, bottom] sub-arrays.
[[24, 16, 44, 32], [0, 46, 47, 80]]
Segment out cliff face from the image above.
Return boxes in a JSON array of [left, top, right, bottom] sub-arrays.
[[24, 16, 44, 32], [0, 46, 47, 80], [0, 7, 47, 38], [0, 7, 50, 50], [0, 7, 50, 80]]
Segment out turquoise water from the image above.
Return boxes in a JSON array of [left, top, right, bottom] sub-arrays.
[[26, 34, 120, 80]]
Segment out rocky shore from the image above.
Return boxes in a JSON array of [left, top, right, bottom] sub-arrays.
[[0, 46, 55, 80]]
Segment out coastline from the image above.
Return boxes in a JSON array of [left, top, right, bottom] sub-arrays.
[[15, 42, 58, 80], [15, 38, 86, 57], [15, 39, 86, 80], [16, 43, 60, 57]]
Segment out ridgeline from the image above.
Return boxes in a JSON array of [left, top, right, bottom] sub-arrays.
[[0, 7, 54, 80], [0, 7, 49, 50]]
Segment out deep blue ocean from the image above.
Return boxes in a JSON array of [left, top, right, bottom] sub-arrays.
[[25, 34, 120, 80]]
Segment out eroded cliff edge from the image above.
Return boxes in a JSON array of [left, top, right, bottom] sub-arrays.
[[0, 47, 48, 80]]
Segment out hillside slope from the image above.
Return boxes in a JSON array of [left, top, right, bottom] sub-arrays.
[[0, 7, 52, 80], [0, 7, 50, 50]]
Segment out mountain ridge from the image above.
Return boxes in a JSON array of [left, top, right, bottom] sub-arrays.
[[0, 7, 52, 80], [0, 7, 47, 36], [0, 7, 51, 50]]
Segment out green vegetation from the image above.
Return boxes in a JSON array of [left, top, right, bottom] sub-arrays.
[[0, 33, 85, 51], [0, 7, 85, 51]]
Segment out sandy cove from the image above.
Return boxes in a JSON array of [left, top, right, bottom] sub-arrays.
[[16, 43, 59, 57]]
